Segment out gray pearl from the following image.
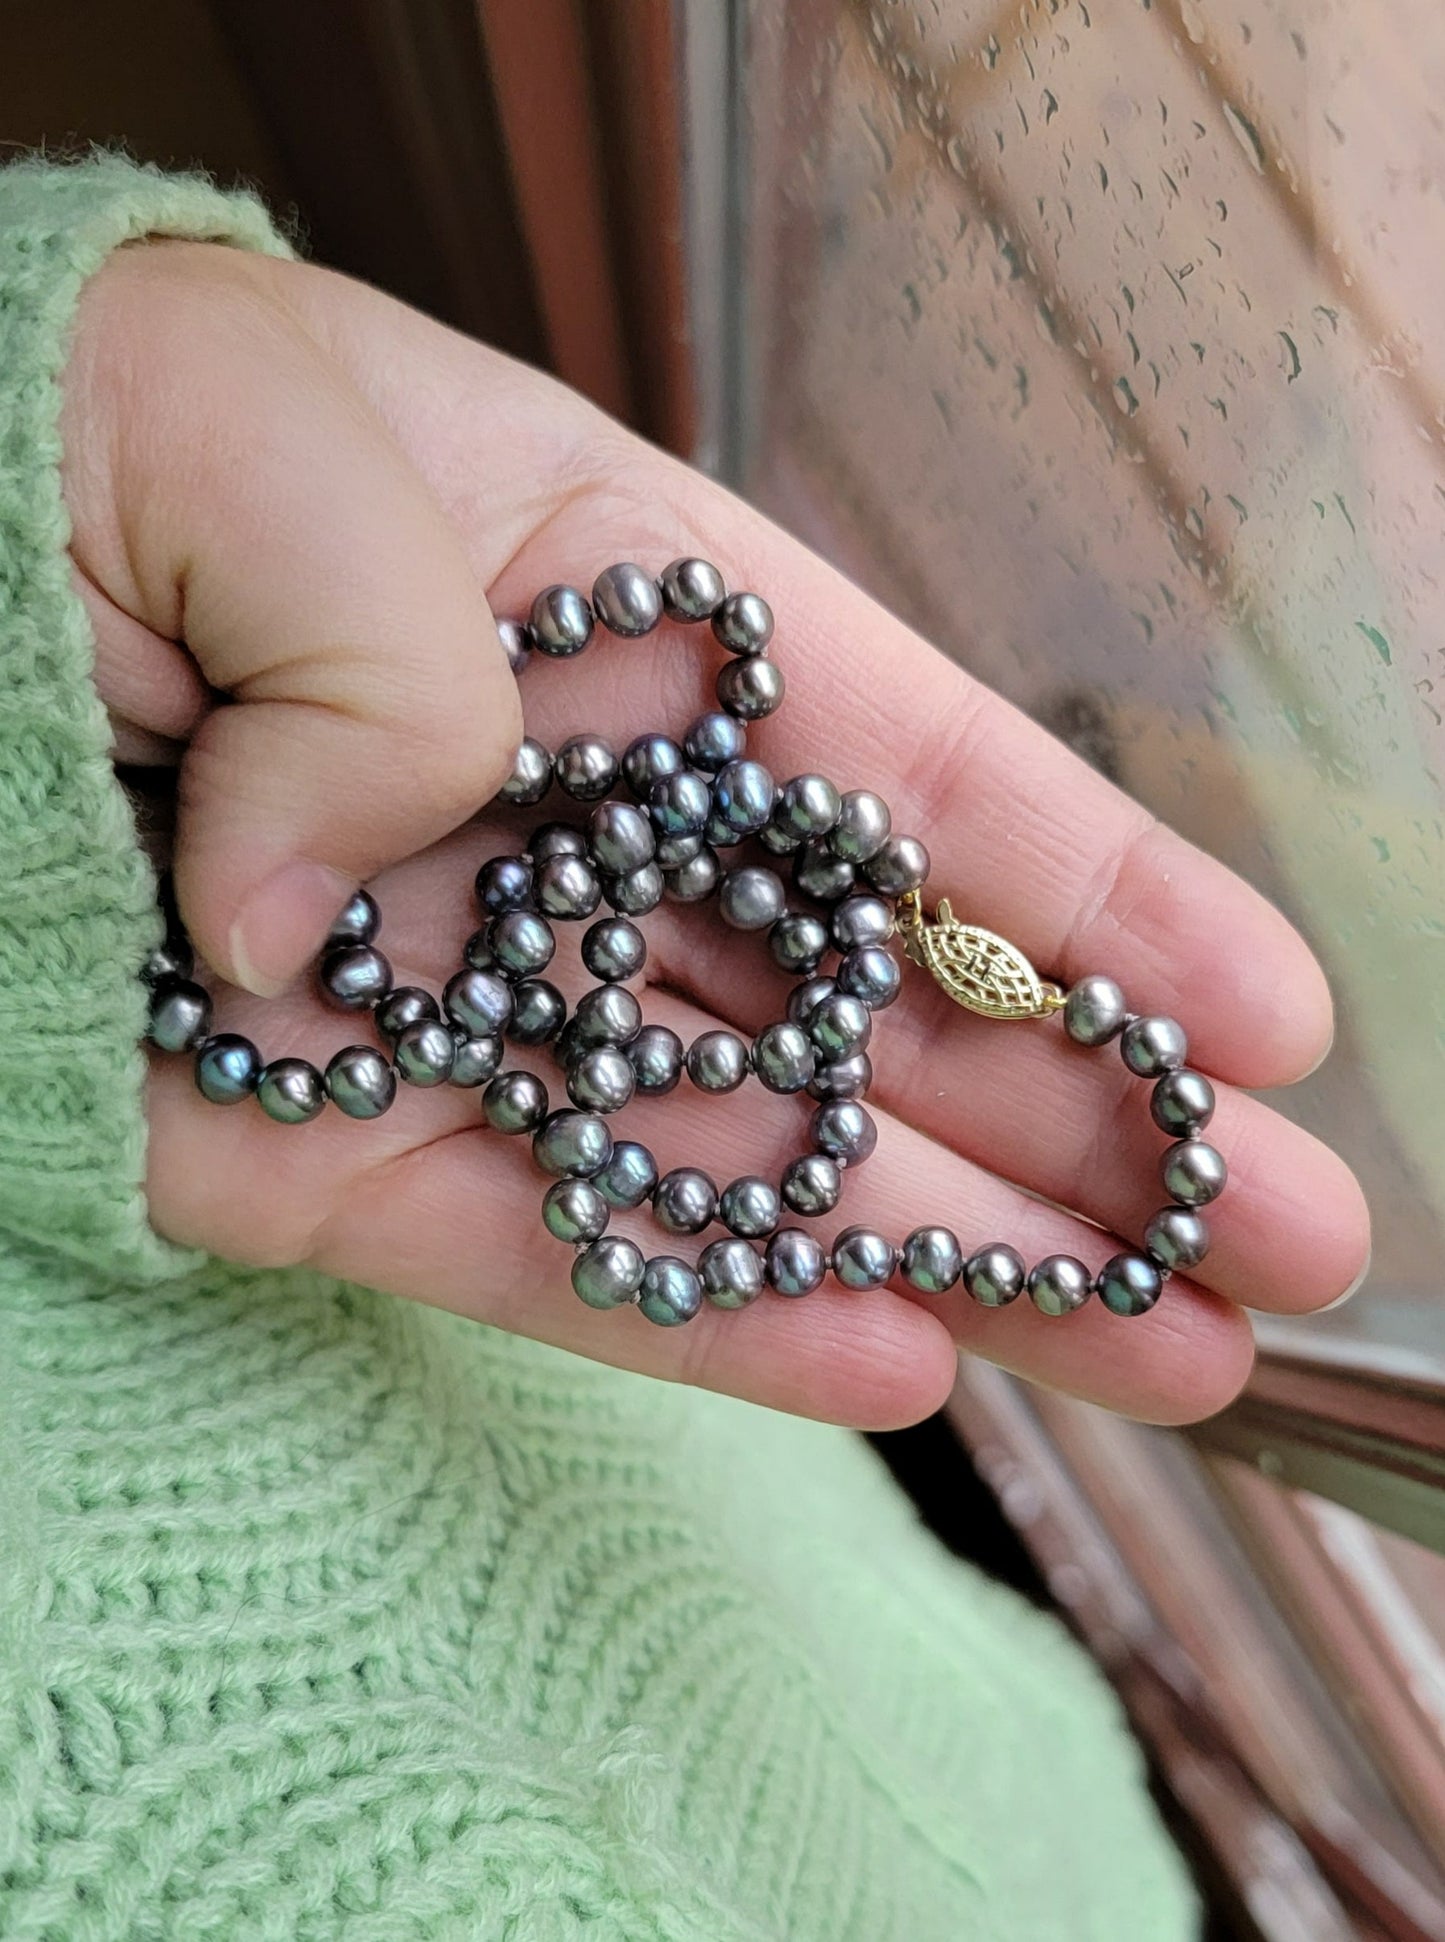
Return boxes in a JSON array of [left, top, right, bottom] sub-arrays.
[[793, 842, 855, 904], [622, 733, 684, 802], [901, 1226, 962, 1295], [719, 865, 787, 931], [711, 589, 774, 656], [829, 790, 891, 865], [543, 1177, 610, 1244], [663, 847, 720, 904], [648, 770, 711, 837], [1063, 975, 1128, 1047], [327, 888, 380, 946], [700, 1238, 766, 1309], [711, 759, 777, 839], [863, 835, 930, 896], [832, 1227, 898, 1291], [777, 774, 841, 840], [325, 1044, 396, 1118], [555, 734, 619, 803], [148, 979, 212, 1052], [507, 978, 566, 1046], [963, 1243, 1026, 1308], [1028, 1254, 1093, 1316], [535, 853, 602, 921], [482, 1069, 549, 1134], [830, 895, 894, 952], [704, 809, 737, 852], [787, 975, 836, 1026], [529, 584, 593, 657], [498, 737, 553, 805], [445, 967, 513, 1036], [463, 930, 497, 973], [1097, 1253, 1164, 1317], [1161, 1139, 1228, 1207], [319, 944, 392, 1012], [376, 985, 441, 1042], [752, 1021, 816, 1094], [194, 1033, 260, 1104], [489, 910, 556, 979], [781, 1153, 841, 1217], [496, 616, 531, 675], [572, 1236, 645, 1309], [605, 862, 665, 916], [1151, 1069, 1216, 1138], [807, 1052, 872, 1102], [683, 710, 746, 772], [449, 1034, 503, 1087], [758, 823, 800, 861], [1144, 1206, 1209, 1271], [628, 1024, 684, 1095], [528, 823, 587, 864], [807, 992, 872, 1061], [394, 1019, 456, 1087], [594, 1139, 659, 1210], [532, 1110, 613, 1179], [810, 1098, 877, 1166], [719, 1176, 780, 1240], [475, 854, 534, 916], [765, 1228, 827, 1297], [652, 1167, 718, 1236], [257, 1058, 326, 1124], [582, 917, 646, 983], [638, 1257, 704, 1327], [660, 556, 726, 621], [567, 1047, 636, 1114], [1121, 1015, 1188, 1077], [687, 1030, 749, 1094], [835, 945, 901, 1011], [571, 984, 642, 1048], [769, 912, 828, 975], [654, 830, 705, 871], [589, 801, 656, 875], [141, 937, 194, 986], [717, 656, 784, 720], [592, 561, 662, 637]]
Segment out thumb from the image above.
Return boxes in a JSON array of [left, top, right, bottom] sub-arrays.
[[67, 242, 522, 994]]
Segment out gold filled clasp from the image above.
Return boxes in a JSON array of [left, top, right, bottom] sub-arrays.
[[896, 891, 1064, 1022]]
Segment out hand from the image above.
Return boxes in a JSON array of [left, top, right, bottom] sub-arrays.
[[67, 241, 1371, 1430]]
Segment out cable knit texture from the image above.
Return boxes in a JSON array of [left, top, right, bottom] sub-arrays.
[[0, 156, 1199, 1939]]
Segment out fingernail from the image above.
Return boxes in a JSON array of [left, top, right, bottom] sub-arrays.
[[1321, 1248, 1371, 1312], [229, 859, 355, 997]]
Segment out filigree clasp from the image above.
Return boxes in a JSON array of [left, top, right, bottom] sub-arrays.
[[896, 891, 1064, 1022]]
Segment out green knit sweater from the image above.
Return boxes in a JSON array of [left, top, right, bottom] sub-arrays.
[[0, 157, 1197, 1940]]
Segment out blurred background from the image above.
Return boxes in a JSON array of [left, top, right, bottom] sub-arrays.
[[6, 2, 1442, 1934]]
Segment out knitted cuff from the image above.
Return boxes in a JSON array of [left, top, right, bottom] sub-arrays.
[[0, 155, 292, 1283]]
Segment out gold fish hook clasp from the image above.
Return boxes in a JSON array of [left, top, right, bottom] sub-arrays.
[[896, 891, 1065, 1022]]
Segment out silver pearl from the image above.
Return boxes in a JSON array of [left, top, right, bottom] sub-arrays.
[[589, 801, 656, 876], [835, 945, 901, 1011], [535, 853, 602, 921], [445, 967, 513, 1036], [683, 710, 746, 772], [765, 1228, 827, 1296], [769, 912, 828, 975], [1063, 974, 1128, 1047], [604, 862, 665, 916], [567, 1047, 635, 1114], [393, 1018, 456, 1087], [711, 759, 777, 839], [663, 847, 720, 903], [555, 734, 619, 803], [594, 1139, 659, 1210], [863, 835, 930, 896], [660, 556, 726, 621], [543, 1177, 610, 1244], [529, 584, 593, 656], [572, 1236, 645, 1309], [717, 656, 784, 720], [482, 1070, 549, 1133], [532, 1110, 613, 1180], [496, 617, 531, 675], [687, 1030, 749, 1094], [528, 823, 587, 864], [752, 1021, 816, 1095], [507, 978, 566, 1046], [901, 1226, 962, 1295], [810, 1098, 877, 1166], [830, 895, 894, 952], [793, 842, 855, 904], [1144, 1206, 1209, 1271], [148, 980, 212, 1052], [141, 937, 193, 986], [1121, 1015, 1188, 1077], [319, 945, 392, 1012], [1150, 1069, 1216, 1138], [195, 1033, 260, 1104], [449, 1034, 503, 1087], [648, 770, 711, 837], [327, 888, 380, 946], [621, 733, 684, 802], [375, 985, 440, 1042], [628, 1024, 684, 1095], [807, 993, 872, 1062], [719, 865, 787, 931], [497, 737, 553, 805], [592, 561, 662, 637], [1028, 1254, 1093, 1315], [777, 774, 841, 840], [787, 976, 836, 1026], [570, 985, 642, 1048], [582, 917, 646, 983], [475, 855, 534, 916], [719, 1176, 780, 1240], [806, 1052, 872, 1102], [963, 1243, 1025, 1307], [700, 1238, 766, 1309], [638, 1256, 704, 1326], [325, 1044, 396, 1118], [652, 1167, 718, 1236], [829, 790, 892, 864], [1161, 1139, 1228, 1208], [257, 1058, 326, 1124], [781, 1153, 841, 1217], [711, 590, 774, 656], [1097, 1252, 1164, 1317], [489, 910, 556, 979], [832, 1227, 897, 1291], [655, 830, 704, 871]]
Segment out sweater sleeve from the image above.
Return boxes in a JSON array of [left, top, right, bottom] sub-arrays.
[[0, 155, 293, 1283]]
